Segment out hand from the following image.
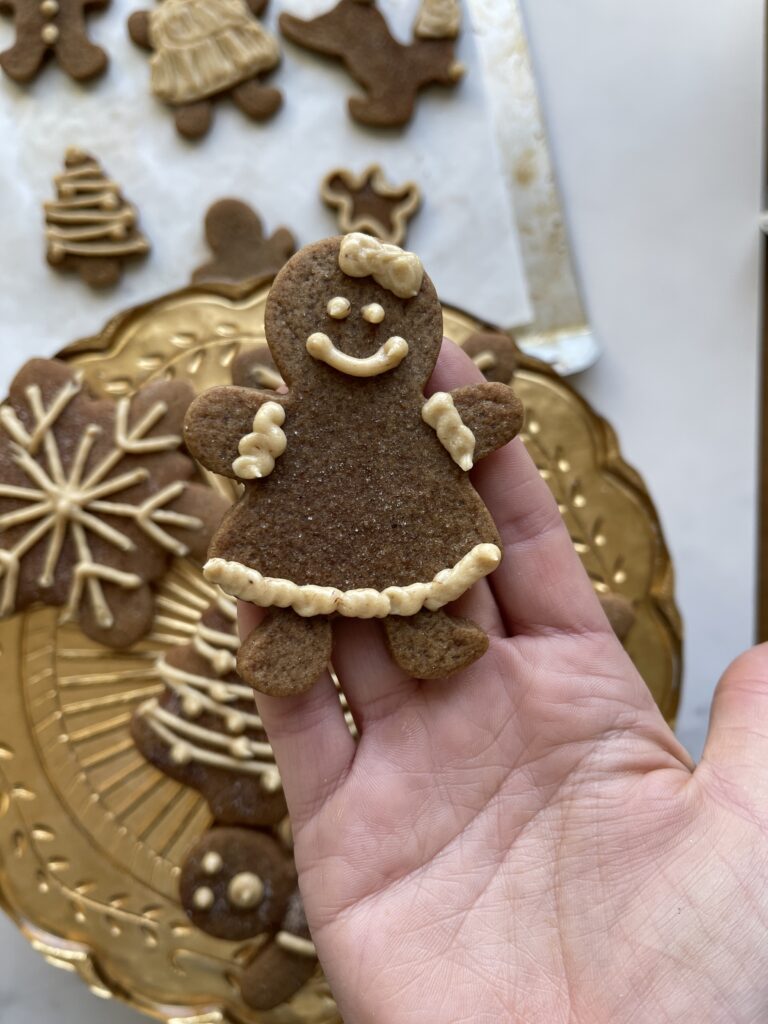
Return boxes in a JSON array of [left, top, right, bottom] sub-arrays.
[[242, 342, 768, 1023]]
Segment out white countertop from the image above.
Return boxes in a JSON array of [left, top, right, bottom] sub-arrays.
[[0, 0, 764, 1019]]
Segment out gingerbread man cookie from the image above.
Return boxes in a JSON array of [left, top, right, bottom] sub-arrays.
[[184, 233, 523, 696], [0, 0, 108, 82], [280, 0, 463, 128], [128, 0, 282, 139], [180, 827, 317, 1009]]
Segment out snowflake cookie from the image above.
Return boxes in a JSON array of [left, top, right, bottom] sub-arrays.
[[0, 359, 225, 647]]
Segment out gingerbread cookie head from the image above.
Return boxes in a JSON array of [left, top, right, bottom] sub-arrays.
[[264, 232, 442, 389], [179, 827, 294, 941]]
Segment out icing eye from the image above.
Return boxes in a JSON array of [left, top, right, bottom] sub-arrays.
[[327, 296, 351, 319], [362, 303, 385, 324], [192, 886, 214, 910], [202, 851, 223, 874]]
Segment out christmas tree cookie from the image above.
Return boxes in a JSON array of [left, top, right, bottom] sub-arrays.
[[184, 233, 524, 696], [45, 149, 149, 288]]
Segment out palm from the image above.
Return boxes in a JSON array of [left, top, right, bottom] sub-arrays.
[[246, 345, 768, 1023]]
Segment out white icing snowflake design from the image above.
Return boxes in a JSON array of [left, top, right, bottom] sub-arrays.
[[0, 369, 201, 631]]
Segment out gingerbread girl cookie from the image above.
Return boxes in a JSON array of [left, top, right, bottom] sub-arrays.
[[128, 0, 282, 139], [184, 233, 523, 696]]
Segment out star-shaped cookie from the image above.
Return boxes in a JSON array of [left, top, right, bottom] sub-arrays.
[[320, 165, 420, 246]]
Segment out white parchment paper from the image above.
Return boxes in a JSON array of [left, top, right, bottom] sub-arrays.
[[0, 0, 531, 389]]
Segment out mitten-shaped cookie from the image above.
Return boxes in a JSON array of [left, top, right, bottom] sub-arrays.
[[184, 233, 523, 696]]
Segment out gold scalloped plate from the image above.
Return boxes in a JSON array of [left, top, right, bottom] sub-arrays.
[[0, 283, 681, 1024]]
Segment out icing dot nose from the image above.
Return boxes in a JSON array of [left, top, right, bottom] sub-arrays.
[[228, 871, 264, 909]]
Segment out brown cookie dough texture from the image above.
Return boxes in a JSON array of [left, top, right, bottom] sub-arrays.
[[184, 233, 524, 696], [321, 164, 421, 246], [0, 358, 224, 648], [280, 0, 463, 128], [191, 199, 296, 287], [45, 149, 150, 289], [462, 330, 519, 384], [128, 0, 282, 139], [0, 0, 108, 82]]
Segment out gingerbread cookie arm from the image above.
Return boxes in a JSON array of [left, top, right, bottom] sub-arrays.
[[184, 387, 287, 480], [450, 382, 524, 463], [127, 10, 152, 49], [245, 0, 268, 17]]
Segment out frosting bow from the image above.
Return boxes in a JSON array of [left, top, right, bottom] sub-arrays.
[[338, 232, 423, 299]]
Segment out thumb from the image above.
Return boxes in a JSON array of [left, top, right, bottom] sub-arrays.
[[699, 643, 768, 795]]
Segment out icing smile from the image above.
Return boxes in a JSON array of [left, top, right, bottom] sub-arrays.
[[306, 332, 409, 377]]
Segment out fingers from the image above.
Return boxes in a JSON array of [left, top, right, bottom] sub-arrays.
[[237, 602, 355, 828], [331, 618, 415, 729], [447, 578, 506, 638], [430, 339, 608, 638], [699, 644, 768, 793]]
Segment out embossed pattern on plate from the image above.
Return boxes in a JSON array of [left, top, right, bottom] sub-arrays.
[[0, 285, 680, 1023]]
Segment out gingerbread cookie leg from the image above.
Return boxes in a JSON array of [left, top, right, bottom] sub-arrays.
[[384, 609, 489, 680], [241, 888, 316, 1010], [174, 100, 214, 140], [231, 77, 282, 121], [54, 4, 108, 80], [348, 86, 415, 128], [0, 2, 48, 82], [237, 609, 332, 697]]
